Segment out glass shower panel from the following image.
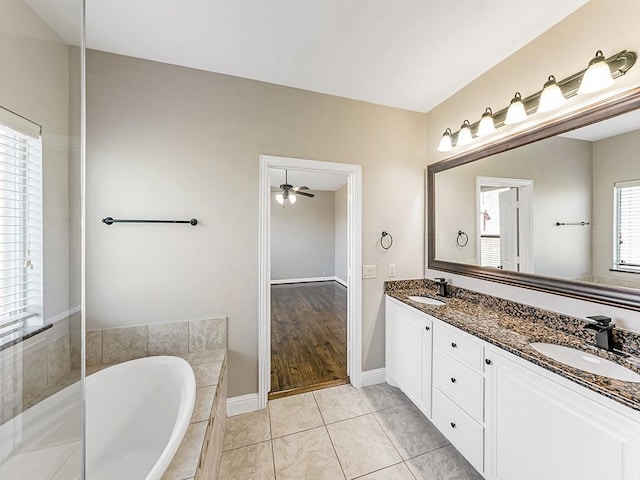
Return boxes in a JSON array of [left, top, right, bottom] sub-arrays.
[[0, 0, 84, 478]]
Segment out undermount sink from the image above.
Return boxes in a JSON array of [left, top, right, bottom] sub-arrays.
[[406, 295, 445, 306], [529, 342, 640, 383]]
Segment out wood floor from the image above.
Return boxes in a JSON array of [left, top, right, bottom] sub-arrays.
[[270, 281, 348, 399]]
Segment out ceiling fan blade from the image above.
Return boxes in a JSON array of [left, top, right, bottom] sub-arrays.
[[292, 186, 309, 191], [295, 191, 314, 198]]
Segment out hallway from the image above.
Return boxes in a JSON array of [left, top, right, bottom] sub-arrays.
[[270, 281, 348, 397]]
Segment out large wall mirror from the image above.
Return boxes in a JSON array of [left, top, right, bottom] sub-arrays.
[[428, 87, 640, 311]]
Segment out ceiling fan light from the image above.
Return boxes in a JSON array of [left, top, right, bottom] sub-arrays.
[[578, 50, 614, 95], [457, 120, 473, 146], [505, 92, 527, 125], [477, 108, 496, 137], [437, 128, 453, 152], [289, 193, 297, 204], [276, 193, 284, 205], [538, 75, 566, 113]]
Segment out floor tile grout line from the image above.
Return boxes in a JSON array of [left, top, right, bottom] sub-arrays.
[[323, 424, 348, 480], [313, 393, 347, 480], [402, 460, 420, 480], [370, 407, 406, 464], [267, 402, 277, 479], [312, 389, 328, 426], [349, 461, 406, 479]]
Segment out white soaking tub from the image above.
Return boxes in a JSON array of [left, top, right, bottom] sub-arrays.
[[0, 355, 196, 480], [87, 356, 196, 479]]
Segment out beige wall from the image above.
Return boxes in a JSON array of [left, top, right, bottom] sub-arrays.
[[86, 50, 426, 396], [426, 0, 640, 331], [271, 190, 336, 280], [435, 135, 593, 279], [1, 0, 78, 321], [592, 128, 640, 288], [335, 185, 348, 283]]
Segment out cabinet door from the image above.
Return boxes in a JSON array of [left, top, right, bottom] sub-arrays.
[[385, 298, 432, 416], [485, 350, 640, 480]]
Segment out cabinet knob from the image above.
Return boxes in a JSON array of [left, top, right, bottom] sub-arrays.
[[485, 358, 492, 365], [425, 326, 430, 331], [451, 342, 457, 348], [450, 377, 456, 383], [450, 422, 456, 429]]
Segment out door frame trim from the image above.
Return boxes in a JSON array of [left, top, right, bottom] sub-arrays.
[[258, 155, 363, 409]]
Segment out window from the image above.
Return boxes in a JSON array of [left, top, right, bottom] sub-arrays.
[[614, 179, 640, 272], [0, 109, 42, 334]]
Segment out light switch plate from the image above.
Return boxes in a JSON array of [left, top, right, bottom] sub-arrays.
[[362, 265, 377, 279]]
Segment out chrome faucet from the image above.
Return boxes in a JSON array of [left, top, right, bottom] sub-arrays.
[[584, 315, 615, 351], [434, 278, 449, 297]]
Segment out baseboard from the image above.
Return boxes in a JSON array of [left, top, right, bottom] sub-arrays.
[[270, 276, 349, 286], [333, 276, 348, 287], [360, 368, 386, 387], [227, 393, 261, 416]]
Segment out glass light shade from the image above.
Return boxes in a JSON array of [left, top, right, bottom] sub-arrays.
[[289, 194, 297, 204], [276, 193, 284, 205], [505, 92, 527, 125], [457, 120, 473, 146], [538, 75, 566, 113], [477, 108, 496, 137], [578, 51, 614, 95], [437, 128, 453, 152]]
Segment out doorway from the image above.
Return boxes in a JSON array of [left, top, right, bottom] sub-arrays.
[[476, 176, 534, 272], [258, 156, 362, 409]]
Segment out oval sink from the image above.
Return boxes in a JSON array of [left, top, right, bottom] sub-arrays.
[[406, 295, 445, 306], [529, 343, 640, 383]]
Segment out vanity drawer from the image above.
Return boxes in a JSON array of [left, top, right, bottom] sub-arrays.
[[433, 348, 484, 422], [433, 322, 484, 372], [432, 388, 484, 474]]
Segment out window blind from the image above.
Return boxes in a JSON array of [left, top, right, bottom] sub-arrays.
[[0, 110, 42, 333], [614, 179, 640, 272]]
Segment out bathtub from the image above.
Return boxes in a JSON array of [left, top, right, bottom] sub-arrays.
[[0, 355, 196, 480]]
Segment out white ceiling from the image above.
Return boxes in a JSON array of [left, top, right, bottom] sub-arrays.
[[560, 109, 640, 142], [269, 169, 347, 192], [27, 0, 587, 113]]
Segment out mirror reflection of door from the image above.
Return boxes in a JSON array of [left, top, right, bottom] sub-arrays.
[[477, 177, 534, 273]]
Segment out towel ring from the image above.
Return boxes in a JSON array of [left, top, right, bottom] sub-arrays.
[[456, 230, 469, 247], [381, 231, 393, 250]]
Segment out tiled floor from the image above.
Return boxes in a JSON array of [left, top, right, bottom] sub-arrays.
[[219, 383, 483, 480]]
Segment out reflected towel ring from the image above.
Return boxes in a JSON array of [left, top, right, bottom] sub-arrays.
[[381, 231, 393, 250], [456, 230, 469, 247]]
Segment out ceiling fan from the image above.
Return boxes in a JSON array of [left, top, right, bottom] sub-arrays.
[[272, 170, 315, 205]]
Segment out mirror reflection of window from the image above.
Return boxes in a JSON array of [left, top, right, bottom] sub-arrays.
[[614, 179, 640, 272], [479, 187, 509, 268]]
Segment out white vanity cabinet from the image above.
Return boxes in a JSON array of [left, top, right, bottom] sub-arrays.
[[385, 296, 433, 417], [431, 322, 486, 474], [484, 347, 640, 480], [384, 294, 640, 480]]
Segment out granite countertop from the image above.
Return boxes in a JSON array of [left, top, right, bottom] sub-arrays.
[[385, 280, 640, 413]]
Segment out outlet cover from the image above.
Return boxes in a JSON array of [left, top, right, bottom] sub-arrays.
[[362, 265, 377, 279], [389, 264, 396, 277]]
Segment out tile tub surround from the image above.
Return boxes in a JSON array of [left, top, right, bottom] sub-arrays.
[[1, 327, 78, 425], [385, 279, 640, 412], [163, 349, 227, 480], [72, 316, 228, 369], [218, 382, 481, 480]]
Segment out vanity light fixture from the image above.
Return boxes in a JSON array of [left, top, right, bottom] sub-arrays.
[[538, 75, 566, 113], [457, 120, 473, 146], [477, 108, 496, 136], [435, 49, 636, 152], [578, 50, 614, 95], [504, 92, 527, 125], [437, 128, 454, 152]]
